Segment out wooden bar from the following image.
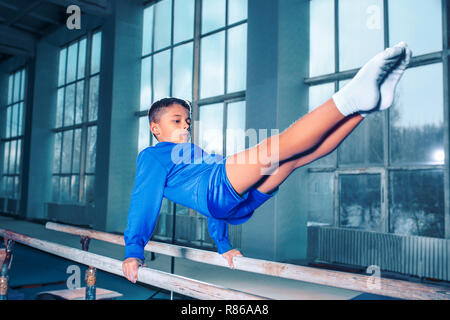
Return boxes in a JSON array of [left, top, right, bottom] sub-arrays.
[[0, 228, 268, 300], [45, 222, 450, 300]]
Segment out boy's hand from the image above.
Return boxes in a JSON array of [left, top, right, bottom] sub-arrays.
[[222, 249, 243, 269], [122, 257, 145, 283]]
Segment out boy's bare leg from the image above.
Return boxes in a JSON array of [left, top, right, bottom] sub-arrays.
[[226, 43, 410, 196], [253, 114, 364, 195], [226, 98, 345, 195]]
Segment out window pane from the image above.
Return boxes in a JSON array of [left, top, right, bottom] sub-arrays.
[[174, 0, 195, 43], [307, 172, 334, 226], [18, 102, 23, 136], [56, 88, 64, 128], [339, 0, 384, 71], [13, 71, 20, 103], [5, 106, 11, 138], [389, 170, 444, 238], [228, 0, 247, 24], [310, 0, 335, 76], [172, 42, 193, 101], [77, 38, 87, 79], [199, 103, 223, 154], [139, 116, 150, 153], [8, 74, 13, 104], [202, 0, 226, 34], [308, 83, 336, 166], [338, 80, 383, 166], [9, 140, 16, 175], [14, 176, 19, 198], [52, 176, 60, 202], [71, 175, 79, 202], [389, 0, 442, 56], [0, 176, 4, 196], [91, 32, 102, 75], [154, 0, 172, 51], [61, 176, 70, 202], [89, 75, 99, 121], [339, 174, 382, 232], [227, 24, 247, 93], [200, 31, 225, 98], [53, 132, 61, 173], [11, 103, 18, 137], [20, 69, 26, 100], [64, 83, 75, 127], [226, 101, 246, 157], [86, 126, 97, 173], [142, 6, 154, 55], [309, 83, 334, 112], [6, 177, 13, 197], [75, 81, 84, 124], [339, 112, 383, 166], [153, 49, 171, 101], [390, 63, 444, 165], [3, 142, 9, 173], [72, 128, 81, 173], [140, 56, 152, 110], [61, 130, 73, 174], [84, 175, 95, 205], [66, 42, 78, 83], [16, 139, 21, 174], [58, 48, 67, 86]]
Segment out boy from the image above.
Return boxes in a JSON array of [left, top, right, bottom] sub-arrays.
[[123, 42, 412, 283]]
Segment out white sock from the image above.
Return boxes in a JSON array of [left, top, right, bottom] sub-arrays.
[[379, 42, 412, 110], [332, 44, 406, 117], [359, 42, 412, 117]]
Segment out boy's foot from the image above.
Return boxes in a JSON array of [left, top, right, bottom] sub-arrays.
[[332, 42, 408, 117], [379, 42, 412, 110]]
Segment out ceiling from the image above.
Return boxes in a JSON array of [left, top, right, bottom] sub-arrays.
[[0, 0, 110, 63]]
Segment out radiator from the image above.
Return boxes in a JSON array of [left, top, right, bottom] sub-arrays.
[[307, 226, 450, 281]]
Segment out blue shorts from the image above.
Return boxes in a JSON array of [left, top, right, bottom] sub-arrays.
[[206, 161, 278, 225]]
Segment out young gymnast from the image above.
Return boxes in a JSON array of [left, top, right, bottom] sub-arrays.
[[122, 42, 412, 283]]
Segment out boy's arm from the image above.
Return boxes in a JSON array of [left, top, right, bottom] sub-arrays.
[[206, 217, 233, 254], [124, 150, 166, 261]]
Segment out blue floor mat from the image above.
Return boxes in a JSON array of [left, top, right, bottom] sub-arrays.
[[351, 292, 401, 300]]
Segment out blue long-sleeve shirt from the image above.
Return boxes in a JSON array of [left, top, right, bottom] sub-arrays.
[[124, 142, 233, 261]]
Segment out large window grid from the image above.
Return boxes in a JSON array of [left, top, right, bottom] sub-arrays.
[[51, 30, 101, 206], [138, 0, 248, 250], [306, 0, 448, 239], [1, 68, 26, 201]]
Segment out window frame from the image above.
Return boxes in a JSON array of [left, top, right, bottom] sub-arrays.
[[51, 29, 102, 205], [1, 67, 27, 200], [138, 0, 248, 249], [305, 0, 449, 239]]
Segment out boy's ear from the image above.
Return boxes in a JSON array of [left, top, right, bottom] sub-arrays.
[[150, 122, 160, 137]]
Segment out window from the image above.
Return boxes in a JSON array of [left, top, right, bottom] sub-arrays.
[[1, 68, 26, 201], [139, 0, 248, 249], [307, 0, 447, 239], [52, 31, 102, 205]]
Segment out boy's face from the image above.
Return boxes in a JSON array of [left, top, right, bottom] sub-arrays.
[[150, 104, 191, 144]]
